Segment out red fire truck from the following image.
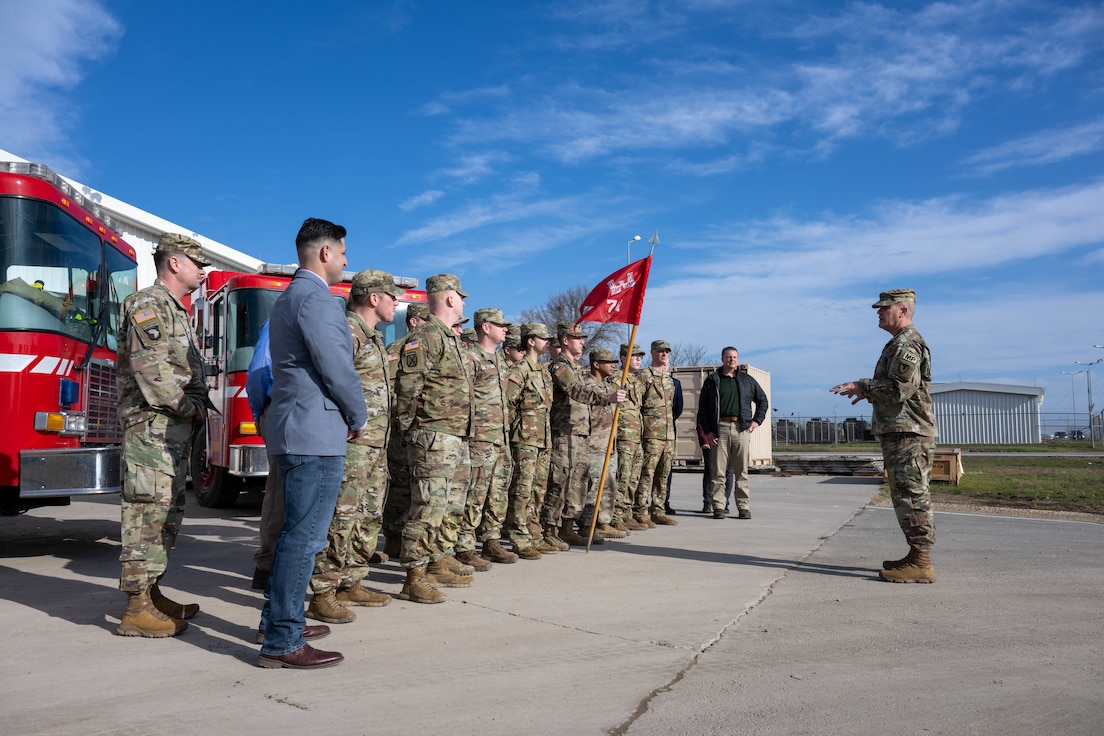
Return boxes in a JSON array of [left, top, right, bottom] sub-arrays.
[[0, 161, 139, 514], [189, 265, 425, 507]]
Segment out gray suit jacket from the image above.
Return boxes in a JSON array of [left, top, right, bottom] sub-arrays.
[[265, 269, 366, 456]]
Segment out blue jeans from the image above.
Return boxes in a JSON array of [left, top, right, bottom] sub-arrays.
[[259, 454, 344, 656]]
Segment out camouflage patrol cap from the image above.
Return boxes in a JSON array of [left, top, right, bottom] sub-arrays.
[[454, 316, 471, 326], [474, 307, 510, 327], [651, 339, 671, 352], [589, 347, 617, 364], [557, 322, 587, 339], [157, 233, 210, 267], [872, 288, 916, 308], [521, 322, 552, 340], [503, 328, 522, 348], [550, 336, 561, 348], [425, 273, 468, 298], [620, 343, 645, 357], [461, 328, 477, 342], [350, 269, 404, 297], [406, 302, 429, 321]]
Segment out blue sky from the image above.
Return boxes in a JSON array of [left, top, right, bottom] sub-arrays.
[[2, 0, 1102, 423]]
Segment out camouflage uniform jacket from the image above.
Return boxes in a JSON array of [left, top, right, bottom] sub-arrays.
[[549, 355, 617, 438], [612, 371, 642, 443], [589, 375, 616, 450], [859, 324, 937, 439], [506, 355, 552, 449], [637, 367, 675, 441], [347, 312, 392, 448], [394, 314, 474, 437], [468, 344, 510, 446], [117, 281, 207, 427]]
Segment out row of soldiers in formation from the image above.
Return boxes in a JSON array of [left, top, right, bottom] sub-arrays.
[[282, 270, 682, 622]]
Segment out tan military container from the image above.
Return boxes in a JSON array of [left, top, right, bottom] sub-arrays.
[[672, 365, 773, 468]]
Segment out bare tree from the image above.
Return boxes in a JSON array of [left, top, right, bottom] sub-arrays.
[[669, 341, 709, 367], [518, 284, 622, 353]]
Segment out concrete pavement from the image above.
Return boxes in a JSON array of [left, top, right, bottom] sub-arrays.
[[1, 473, 1100, 735]]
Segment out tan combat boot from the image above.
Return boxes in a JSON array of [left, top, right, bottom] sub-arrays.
[[150, 583, 199, 620], [455, 549, 492, 572], [882, 546, 919, 570], [399, 565, 446, 604], [442, 554, 477, 575], [879, 547, 936, 583], [558, 519, 589, 546], [533, 536, 559, 554], [335, 584, 391, 607], [427, 559, 473, 587], [622, 516, 647, 531], [634, 512, 656, 529], [117, 591, 188, 638], [650, 512, 679, 526], [481, 538, 519, 564], [543, 523, 570, 551], [307, 589, 357, 623], [527, 521, 544, 539], [513, 543, 543, 560], [610, 519, 632, 535], [594, 522, 627, 539]]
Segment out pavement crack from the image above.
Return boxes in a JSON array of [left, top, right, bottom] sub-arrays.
[[265, 694, 310, 711]]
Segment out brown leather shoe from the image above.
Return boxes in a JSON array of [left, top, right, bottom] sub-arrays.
[[737, 509, 752, 519], [257, 643, 344, 669], [255, 624, 331, 645]]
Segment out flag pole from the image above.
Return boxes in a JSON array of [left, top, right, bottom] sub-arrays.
[[585, 321, 640, 552]]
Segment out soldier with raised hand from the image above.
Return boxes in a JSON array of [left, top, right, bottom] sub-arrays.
[[504, 322, 557, 559], [635, 339, 679, 527], [306, 270, 403, 624], [394, 274, 476, 603], [831, 289, 938, 583], [613, 343, 648, 532], [456, 308, 518, 568], [542, 324, 626, 548], [381, 302, 428, 559], [583, 348, 628, 540], [115, 233, 211, 638]]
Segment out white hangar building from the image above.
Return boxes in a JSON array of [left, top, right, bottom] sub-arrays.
[[931, 382, 1046, 445]]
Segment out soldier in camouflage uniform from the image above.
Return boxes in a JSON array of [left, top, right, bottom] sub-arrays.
[[382, 302, 428, 558], [305, 270, 403, 624], [832, 288, 938, 584], [504, 322, 557, 559], [542, 324, 626, 548], [502, 324, 524, 365], [455, 308, 518, 568], [614, 343, 647, 531], [582, 348, 627, 540], [116, 234, 211, 638], [635, 339, 678, 527], [394, 274, 476, 603]]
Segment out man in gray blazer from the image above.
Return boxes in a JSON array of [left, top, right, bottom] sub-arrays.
[[257, 218, 366, 670]]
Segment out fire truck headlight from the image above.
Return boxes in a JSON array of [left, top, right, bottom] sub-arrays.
[[34, 411, 87, 436], [238, 421, 258, 436]]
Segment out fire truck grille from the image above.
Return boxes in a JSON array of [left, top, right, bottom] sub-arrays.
[[85, 361, 121, 443]]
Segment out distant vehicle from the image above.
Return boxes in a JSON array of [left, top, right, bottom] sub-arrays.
[[1054, 432, 1068, 440]]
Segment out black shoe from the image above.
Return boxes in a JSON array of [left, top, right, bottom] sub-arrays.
[[701, 502, 711, 514], [737, 509, 751, 519], [251, 567, 269, 590], [712, 510, 726, 519], [665, 505, 677, 516]]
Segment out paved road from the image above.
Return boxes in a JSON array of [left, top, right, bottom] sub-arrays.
[[1, 473, 1100, 735]]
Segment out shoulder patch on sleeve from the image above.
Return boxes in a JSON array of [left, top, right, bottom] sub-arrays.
[[551, 362, 566, 378], [508, 372, 523, 385], [401, 340, 425, 372], [131, 308, 165, 345], [901, 351, 919, 365]]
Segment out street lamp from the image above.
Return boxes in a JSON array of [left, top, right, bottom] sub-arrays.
[[626, 235, 641, 341], [1074, 358, 1102, 448]]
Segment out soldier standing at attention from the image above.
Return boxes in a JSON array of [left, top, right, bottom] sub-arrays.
[[831, 289, 938, 583], [504, 322, 558, 559], [116, 233, 210, 638], [456, 308, 518, 568], [306, 270, 403, 624], [583, 348, 628, 540], [542, 324, 626, 548], [614, 343, 647, 532], [395, 274, 476, 603], [635, 340, 678, 527], [382, 302, 429, 559], [502, 324, 524, 364]]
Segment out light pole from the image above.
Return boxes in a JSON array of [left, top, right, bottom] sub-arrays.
[[1075, 358, 1102, 448], [1061, 370, 1089, 443], [626, 235, 641, 342]]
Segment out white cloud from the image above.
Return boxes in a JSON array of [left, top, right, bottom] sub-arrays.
[[0, 1, 122, 174], [959, 119, 1104, 175], [399, 189, 444, 212]]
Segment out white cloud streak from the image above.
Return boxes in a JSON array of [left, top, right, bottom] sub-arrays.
[[959, 119, 1104, 175]]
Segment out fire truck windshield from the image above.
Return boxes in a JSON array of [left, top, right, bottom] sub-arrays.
[[0, 196, 135, 348]]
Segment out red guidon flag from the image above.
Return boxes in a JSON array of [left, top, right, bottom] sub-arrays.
[[576, 256, 652, 326]]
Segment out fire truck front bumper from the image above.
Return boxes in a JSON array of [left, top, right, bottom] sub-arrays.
[[19, 447, 121, 498], [229, 445, 269, 478]]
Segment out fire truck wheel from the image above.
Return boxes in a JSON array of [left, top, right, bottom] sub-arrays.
[[190, 431, 241, 508]]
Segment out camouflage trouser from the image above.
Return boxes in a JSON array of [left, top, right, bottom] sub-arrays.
[[458, 440, 512, 552], [638, 437, 673, 515], [542, 433, 590, 524], [581, 433, 616, 527], [506, 444, 549, 547], [881, 433, 936, 548], [401, 429, 470, 569], [614, 438, 643, 523], [310, 444, 389, 593], [119, 413, 195, 592], [382, 430, 411, 540]]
